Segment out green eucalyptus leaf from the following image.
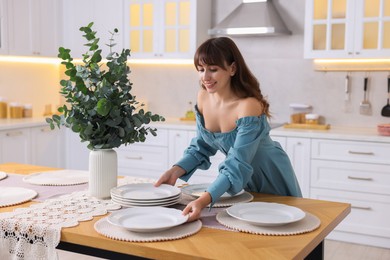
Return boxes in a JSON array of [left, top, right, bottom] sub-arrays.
[[47, 22, 164, 150]]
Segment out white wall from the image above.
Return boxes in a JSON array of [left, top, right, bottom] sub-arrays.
[[0, 0, 389, 127]]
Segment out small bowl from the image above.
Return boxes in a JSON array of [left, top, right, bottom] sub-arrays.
[[377, 124, 390, 136]]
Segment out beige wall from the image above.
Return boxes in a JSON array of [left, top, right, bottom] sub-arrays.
[[0, 62, 62, 117]]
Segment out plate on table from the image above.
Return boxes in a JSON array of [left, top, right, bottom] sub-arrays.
[[107, 207, 188, 232], [23, 170, 89, 186], [0, 187, 38, 207], [111, 183, 181, 201], [182, 183, 244, 198], [226, 202, 306, 226], [0, 171, 7, 181]]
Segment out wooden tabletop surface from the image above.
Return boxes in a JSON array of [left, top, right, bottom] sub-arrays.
[[0, 163, 351, 260]]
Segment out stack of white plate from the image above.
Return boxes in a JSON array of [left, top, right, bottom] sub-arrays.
[[110, 183, 181, 207]]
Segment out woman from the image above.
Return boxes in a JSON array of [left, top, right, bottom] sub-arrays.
[[155, 37, 302, 222]]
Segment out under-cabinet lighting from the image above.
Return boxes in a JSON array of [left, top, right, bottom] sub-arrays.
[[0, 56, 61, 64], [0, 56, 194, 66], [127, 59, 193, 65], [314, 59, 390, 71]]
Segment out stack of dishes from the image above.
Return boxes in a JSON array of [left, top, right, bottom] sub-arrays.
[[110, 183, 181, 207]]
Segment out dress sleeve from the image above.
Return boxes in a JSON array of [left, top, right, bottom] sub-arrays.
[[175, 133, 218, 182], [206, 117, 268, 203]]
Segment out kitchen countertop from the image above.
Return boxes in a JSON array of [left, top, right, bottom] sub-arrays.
[[270, 125, 390, 143], [1, 117, 389, 143]]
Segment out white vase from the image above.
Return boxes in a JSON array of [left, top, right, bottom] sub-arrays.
[[88, 148, 118, 199]]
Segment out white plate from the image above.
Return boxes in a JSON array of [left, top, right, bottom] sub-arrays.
[[111, 183, 181, 201], [107, 207, 188, 232], [0, 187, 38, 207], [0, 171, 7, 180], [111, 193, 181, 204], [111, 197, 180, 208], [23, 170, 89, 186], [226, 202, 306, 226], [182, 183, 244, 199]]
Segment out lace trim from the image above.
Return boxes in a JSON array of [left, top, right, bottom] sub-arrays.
[[0, 191, 120, 260]]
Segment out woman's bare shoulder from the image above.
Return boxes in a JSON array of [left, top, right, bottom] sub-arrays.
[[197, 89, 208, 113], [238, 97, 263, 118]]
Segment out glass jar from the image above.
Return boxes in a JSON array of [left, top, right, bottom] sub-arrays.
[[23, 104, 33, 118], [305, 113, 319, 125], [0, 97, 7, 118], [9, 102, 23, 118]]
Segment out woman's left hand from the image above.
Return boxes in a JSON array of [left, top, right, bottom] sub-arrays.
[[182, 192, 212, 222]]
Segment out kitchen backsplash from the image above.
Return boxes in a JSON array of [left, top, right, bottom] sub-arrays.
[[0, 0, 389, 128]]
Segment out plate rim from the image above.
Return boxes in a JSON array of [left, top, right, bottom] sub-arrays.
[[226, 202, 306, 226], [107, 206, 188, 232], [182, 183, 244, 198], [22, 170, 89, 185], [111, 183, 181, 200]]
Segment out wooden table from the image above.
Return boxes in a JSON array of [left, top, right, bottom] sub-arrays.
[[0, 163, 351, 260]]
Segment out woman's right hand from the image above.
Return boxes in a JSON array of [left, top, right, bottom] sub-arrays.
[[154, 165, 186, 187]]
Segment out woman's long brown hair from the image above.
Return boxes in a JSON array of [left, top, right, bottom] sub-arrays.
[[194, 37, 270, 117]]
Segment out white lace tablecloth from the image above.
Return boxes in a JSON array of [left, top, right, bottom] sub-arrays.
[[0, 191, 120, 260]]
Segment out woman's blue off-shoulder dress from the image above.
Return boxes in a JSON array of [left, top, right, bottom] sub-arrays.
[[175, 106, 302, 203]]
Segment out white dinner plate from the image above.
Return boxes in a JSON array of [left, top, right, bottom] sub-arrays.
[[111, 193, 181, 204], [182, 183, 244, 198], [0, 171, 7, 181], [111, 183, 181, 201], [23, 170, 89, 186], [111, 196, 181, 205], [111, 197, 180, 208], [107, 207, 188, 232], [0, 187, 38, 207], [226, 202, 306, 226]]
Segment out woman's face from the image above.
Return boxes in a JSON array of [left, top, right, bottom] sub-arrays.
[[197, 61, 235, 94]]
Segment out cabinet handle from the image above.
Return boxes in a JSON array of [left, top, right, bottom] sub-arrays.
[[348, 150, 374, 156], [6, 131, 23, 137], [351, 205, 371, 210], [348, 176, 373, 181], [40, 127, 51, 132], [126, 156, 143, 160]]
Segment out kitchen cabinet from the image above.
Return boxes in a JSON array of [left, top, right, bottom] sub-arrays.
[[0, 128, 31, 164], [7, 0, 62, 57], [116, 129, 169, 179], [270, 135, 310, 197], [271, 127, 390, 249], [0, 0, 8, 54], [30, 126, 65, 168], [65, 129, 90, 170], [0, 125, 65, 167], [123, 0, 211, 59], [62, 0, 124, 58], [304, 0, 390, 58]]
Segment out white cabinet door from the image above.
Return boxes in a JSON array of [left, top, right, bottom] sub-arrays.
[[62, 0, 124, 58], [7, 0, 61, 57], [65, 129, 90, 170], [304, 0, 390, 58], [286, 137, 310, 197], [0, 0, 8, 54], [124, 0, 210, 59], [168, 129, 193, 166], [30, 126, 65, 168], [0, 128, 31, 164]]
